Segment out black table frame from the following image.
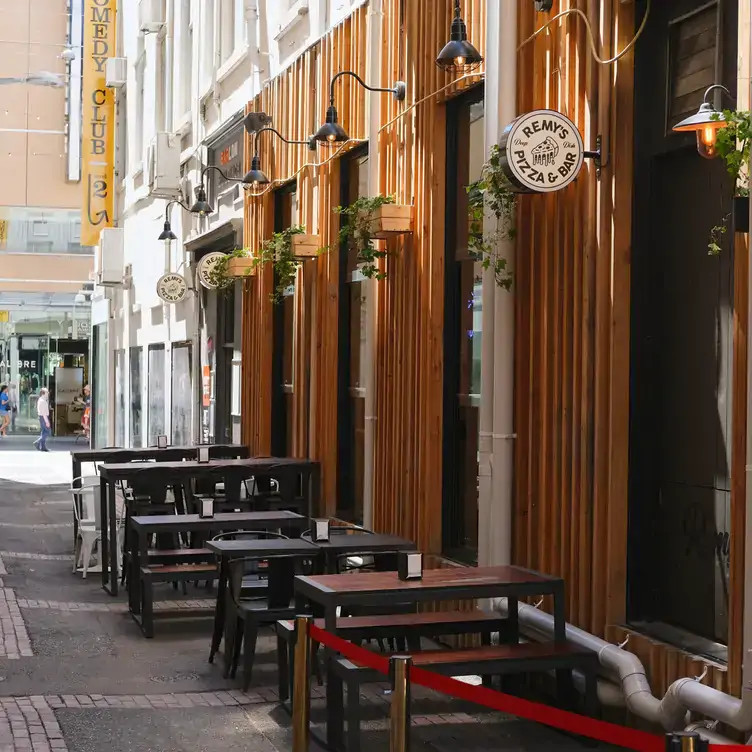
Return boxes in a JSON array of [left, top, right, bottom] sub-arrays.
[[128, 511, 307, 631], [98, 457, 320, 595], [70, 444, 248, 550]]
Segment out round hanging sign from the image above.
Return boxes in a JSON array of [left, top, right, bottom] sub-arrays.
[[197, 251, 226, 289], [499, 109, 584, 194], [156, 273, 188, 303]]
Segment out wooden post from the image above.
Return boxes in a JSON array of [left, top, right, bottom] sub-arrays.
[[292, 615, 312, 752]]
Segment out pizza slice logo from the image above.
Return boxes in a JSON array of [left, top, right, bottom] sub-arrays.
[[532, 136, 559, 167]]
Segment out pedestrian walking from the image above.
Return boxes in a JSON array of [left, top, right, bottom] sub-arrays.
[[34, 388, 50, 452], [0, 385, 10, 438], [8, 382, 17, 433]]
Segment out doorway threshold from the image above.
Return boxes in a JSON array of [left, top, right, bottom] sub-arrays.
[[628, 620, 727, 665]]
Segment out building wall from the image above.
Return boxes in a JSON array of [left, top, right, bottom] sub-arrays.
[[0, 0, 93, 293]]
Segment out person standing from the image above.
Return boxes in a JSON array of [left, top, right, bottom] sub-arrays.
[[34, 387, 50, 452], [8, 382, 17, 433], [0, 385, 9, 437]]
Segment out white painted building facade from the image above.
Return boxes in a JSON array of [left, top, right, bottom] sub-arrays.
[[90, 0, 367, 448]]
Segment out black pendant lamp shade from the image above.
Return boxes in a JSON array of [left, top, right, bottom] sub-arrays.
[[158, 220, 177, 241], [190, 185, 213, 216], [314, 105, 350, 145], [242, 154, 270, 185], [436, 0, 483, 73]]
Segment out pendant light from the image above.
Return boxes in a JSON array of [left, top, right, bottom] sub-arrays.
[[436, 0, 483, 73], [672, 85, 732, 160]]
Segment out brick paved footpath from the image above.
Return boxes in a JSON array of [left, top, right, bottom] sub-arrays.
[[0, 472, 610, 752]]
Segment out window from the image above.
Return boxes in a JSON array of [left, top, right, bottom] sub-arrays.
[[337, 151, 369, 524], [133, 50, 145, 171], [156, 29, 171, 132], [178, 0, 192, 117], [147, 344, 165, 446], [219, 0, 246, 65], [171, 343, 192, 446], [115, 350, 125, 447], [442, 91, 485, 563], [129, 347, 142, 448]]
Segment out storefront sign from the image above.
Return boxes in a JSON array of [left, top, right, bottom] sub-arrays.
[[156, 273, 188, 303], [202, 365, 211, 407], [197, 251, 226, 289], [81, 0, 117, 247], [499, 109, 584, 194], [0, 311, 9, 323], [207, 123, 244, 198]]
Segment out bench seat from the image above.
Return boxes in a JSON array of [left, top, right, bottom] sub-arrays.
[[327, 640, 600, 752], [276, 610, 506, 701]]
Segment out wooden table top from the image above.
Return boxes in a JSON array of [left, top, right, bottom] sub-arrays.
[[207, 538, 319, 557], [295, 565, 560, 596], [300, 532, 416, 553], [130, 510, 305, 531], [99, 456, 319, 478], [71, 444, 248, 460]]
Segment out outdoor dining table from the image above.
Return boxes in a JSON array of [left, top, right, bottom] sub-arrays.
[[70, 444, 248, 549], [206, 537, 320, 670], [128, 510, 307, 628], [299, 531, 416, 573], [98, 457, 321, 596]]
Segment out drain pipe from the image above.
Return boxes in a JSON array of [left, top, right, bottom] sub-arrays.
[[497, 599, 752, 734], [478, 0, 516, 567], [361, 0, 383, 528]]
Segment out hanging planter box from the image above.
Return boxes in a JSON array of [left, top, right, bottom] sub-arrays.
[[368, 204, 414, 239], [733, 196, 749, 234], [225, 256, 257, 278], [291, 234, 322, 259]]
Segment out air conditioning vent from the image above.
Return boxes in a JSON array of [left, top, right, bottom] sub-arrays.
[[139, 0, 166, 34], [105, 57, 127, 88], [97, 228, 124, 287], [147, 132, 181, 195]]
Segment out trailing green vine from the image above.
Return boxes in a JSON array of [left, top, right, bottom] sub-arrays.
[[206, 247, 252, 291], [333, 194, 395, 280], [467, 144, 516, 289], [255, 225, 305, 303], [707, 110, 750, 255]]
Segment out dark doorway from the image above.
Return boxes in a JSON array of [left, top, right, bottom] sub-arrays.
[[629, 0, 737, 646], [215, 285, 235, 443], [271, 184, 298, 457]]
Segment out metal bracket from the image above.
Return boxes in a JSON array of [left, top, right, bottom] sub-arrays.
[[583, 135, 603, 179]]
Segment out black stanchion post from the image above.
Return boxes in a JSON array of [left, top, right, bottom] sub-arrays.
[[390, 655, 412, 752], [665, 731, 709, 752], [292, 615, 313, 752]]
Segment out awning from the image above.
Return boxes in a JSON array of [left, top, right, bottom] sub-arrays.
[[184, 218, 243, 257]]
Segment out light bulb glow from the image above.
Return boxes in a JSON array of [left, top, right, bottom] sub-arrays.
[[327, 134, 336, 142], [454, 56, 465, 66], [696, 127, 719, 159]]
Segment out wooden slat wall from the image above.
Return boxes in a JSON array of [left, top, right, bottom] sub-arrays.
[[512, 0, 634, 639], [371, 0, 485, 552]]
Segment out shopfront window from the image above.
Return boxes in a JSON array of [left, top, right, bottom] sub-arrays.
[[337, 151, 369, 523], [147, 344, 165, 446], [130, 347, 143, 447], [272, 186, 298, 457], [171, 343, 193, 446], [92, 323, 109, 448], [443, 92, 485, 562]]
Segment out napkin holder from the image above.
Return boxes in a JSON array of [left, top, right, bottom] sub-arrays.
[[157, 435, 168, 449], [197, 446, 210, 463], [313, 518, 330, 542], [397, 551, 423, 581], [199, 497, 215, 519]]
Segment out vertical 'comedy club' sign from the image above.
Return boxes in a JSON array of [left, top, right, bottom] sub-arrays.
[[81, 0, 117, 247]]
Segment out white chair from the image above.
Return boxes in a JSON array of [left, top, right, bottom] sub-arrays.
[[71, 477, 101, 578]]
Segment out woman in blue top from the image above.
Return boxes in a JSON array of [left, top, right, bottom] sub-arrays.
[[0, 385, 10, 437]]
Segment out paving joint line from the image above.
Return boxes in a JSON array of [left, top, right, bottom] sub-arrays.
[[17, 599, 215, 613]]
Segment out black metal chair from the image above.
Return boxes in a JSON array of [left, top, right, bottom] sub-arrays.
[[222, 532, 303, 690]]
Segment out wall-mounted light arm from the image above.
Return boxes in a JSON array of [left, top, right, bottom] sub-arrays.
[[702, 84, 733, 106], [327, 70, 407, 106], [253, 126, 317, 155], [199, 165, 241, 185], [165, 199, 190, 220], [158, 200, 190, 242]]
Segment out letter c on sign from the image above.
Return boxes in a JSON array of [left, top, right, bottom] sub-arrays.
[[93, 89, 107, 106]]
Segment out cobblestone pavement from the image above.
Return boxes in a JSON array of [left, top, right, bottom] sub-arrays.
[[0, 462, 615, 751]]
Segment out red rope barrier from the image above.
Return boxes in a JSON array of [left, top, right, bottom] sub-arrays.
[[308, 624, 740, 752]]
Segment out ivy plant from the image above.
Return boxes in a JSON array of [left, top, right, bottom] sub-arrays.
[[707, 109, 751, 255], [333, 194, 395, 280], [206, 247, 253, 291], [255, 225, 306, 303], [467, 144, 516, 289]]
